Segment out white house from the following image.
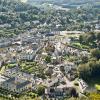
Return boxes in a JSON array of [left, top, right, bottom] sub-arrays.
[[64, 62, 75, 74], [1, 76, 32, 93], [44, 78, 59, 87], [19, 49, 35, 61]]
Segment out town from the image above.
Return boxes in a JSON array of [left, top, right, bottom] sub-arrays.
[[0, 0, 100, 100], [0, 29, 98, 100]]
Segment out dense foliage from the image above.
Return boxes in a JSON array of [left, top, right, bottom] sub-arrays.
[[0, 0, 100, 37], [78, 32, 100, 82], [79, 32, 100, 49]]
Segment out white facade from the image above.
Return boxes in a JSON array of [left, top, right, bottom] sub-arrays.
[[19, 49, 35, 61], [0, 76, 32, 93], [64, 62, 75, 73]]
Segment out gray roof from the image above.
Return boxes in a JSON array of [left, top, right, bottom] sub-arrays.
[[6, 77, 31, 89], [16, 81, 31, 89], [6, 77, 15, 83]]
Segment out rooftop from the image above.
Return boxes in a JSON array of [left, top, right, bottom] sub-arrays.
[[5, 77, 31, 89], [0, 75, 9, 83]]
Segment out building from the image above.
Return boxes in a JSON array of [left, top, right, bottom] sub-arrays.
[[0, 75, 9, 87], [1, 77, 32, 93], [64, 62, 75, 74], [51, 55, 62, 64], [31, 43, 38, 50], [19, 49, 35, 61], [0, 38, 12, 47], [44, 78, 59, 87], [95, 24, 100, 29], [32, 20, 40, 25], [45, 86, 71, 99], [0, 24, 11, 28], [44, 65, 54, 76], [24, 22, 30, 26]]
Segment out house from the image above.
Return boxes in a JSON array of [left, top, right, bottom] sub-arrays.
[[44, 77, 59, 87], [46, 32, 55, 37], [0, 75, 9, 87], [77, 79, 88, 93], [0, 57, 4, 67], [44, 65, 54, 76], [0, 38, 12, 48], [24, 22, 30, 26], [60, 31, 84, 35], [1, 77, 32, 93], [0, 61, 2, 67], [45, 86, 71, 99], [8, 56, 17, 63], [95, 24, 100, 29], [64, 62, 75, 74], [80, 51, 89, 57], [19, 49, 36, 61], [51, 54, 62, 64], [59, 62, 78, 81], [32, 20, 40, 25], [21, 36, 35, 44], [4, 67, 35, 84], [31, 43, 38, 50], [35, 54, 42, 62], [0, 24, 11, 28], [52, 72, 64, 83], [45, 87, 65, 99]]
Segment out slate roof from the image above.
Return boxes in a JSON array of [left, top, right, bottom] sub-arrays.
[[16, 81, 31, 89], [5, 77, 31, 89]]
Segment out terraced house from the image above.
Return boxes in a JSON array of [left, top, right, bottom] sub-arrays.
[[0, 76, 32, 93]]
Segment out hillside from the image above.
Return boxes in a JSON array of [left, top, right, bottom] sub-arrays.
[[27, 0, 100, 4], [0, 0, 33, 12], [0, 0, 99, 38], [0, 0, 40, 37]]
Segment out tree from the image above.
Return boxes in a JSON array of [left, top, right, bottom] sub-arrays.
[[97, 33, 100, 41], [45, 42, 55, 53], [79, 35, 84, 44], [78, 63, 91, 80], [78, 60, 100, 81], [91, 49, 100, 60], [45, 55, 51, 63], [87, 32, 96, 44], [98, 15, 100, 20], [86, 25, 91, 32], [37, 85, 45, 96], [81, 56, 88, 63]]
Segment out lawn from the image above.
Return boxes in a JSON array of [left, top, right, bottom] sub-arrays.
[[95, 84, 100, 91], [19, 61, 41, 74], [71, 42, 89, 50], [6, 63, 17, 69], [19, 61, 45, 78]]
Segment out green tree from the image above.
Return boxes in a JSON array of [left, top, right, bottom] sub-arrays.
[[81, 56, 88, 63], [78, 63, 91, 80], [87, 32, 96, 44], [91, 49, 100, 60], [97, 33, 100, 41], [37, 85, 45, 96], [78, 60, 100, 81], [45, 55, 51, 63], [79, 35, 84, 44]]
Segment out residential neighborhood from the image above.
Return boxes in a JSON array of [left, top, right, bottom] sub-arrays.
[[0, 29, 89, 100], [0, 0, 100, 100]]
